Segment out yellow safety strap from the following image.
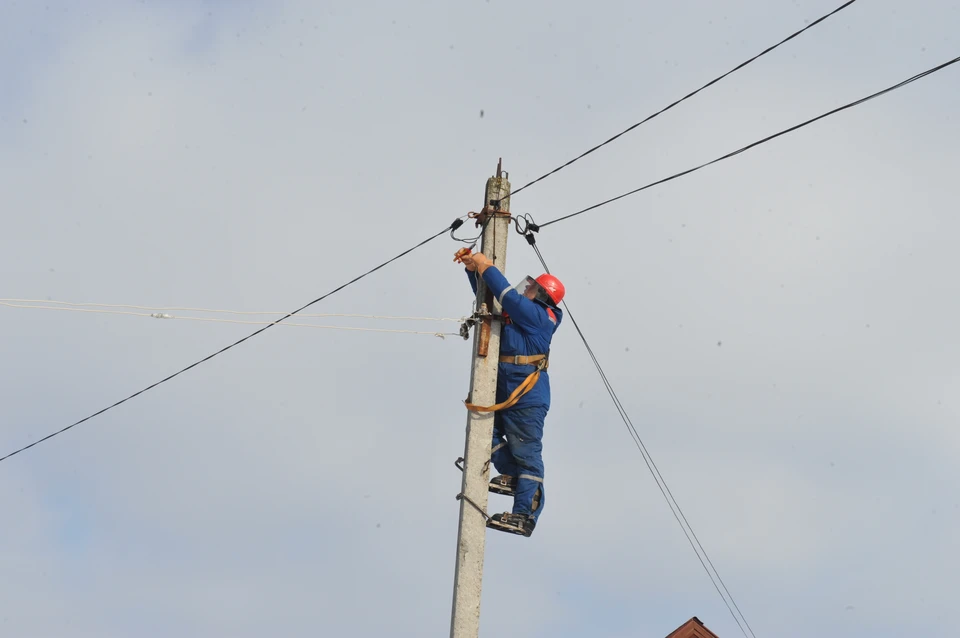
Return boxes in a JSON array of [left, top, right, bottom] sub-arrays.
[[464, 359, 547, 413]]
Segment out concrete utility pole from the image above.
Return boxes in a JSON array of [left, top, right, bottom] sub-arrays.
[[449, 160, 511, 638]]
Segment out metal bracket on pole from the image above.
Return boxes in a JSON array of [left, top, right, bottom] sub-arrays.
[[459, 304, 498, 342], [455, 492, 490, 522]]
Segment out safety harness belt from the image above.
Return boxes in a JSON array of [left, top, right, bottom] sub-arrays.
[[463, 354, 548, 413]]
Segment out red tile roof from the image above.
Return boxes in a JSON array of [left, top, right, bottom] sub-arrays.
[[664, 616, 721, 638]]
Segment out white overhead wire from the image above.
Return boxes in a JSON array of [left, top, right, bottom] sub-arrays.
[[0, 300, 461, 339], [0, 298, 463, 322]]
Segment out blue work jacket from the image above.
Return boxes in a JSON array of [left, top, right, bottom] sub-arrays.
[[467, 266, 562, 410]]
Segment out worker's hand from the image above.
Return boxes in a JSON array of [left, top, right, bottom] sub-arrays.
[[454, 247, 476, 271], [469, 252, 492, 274]]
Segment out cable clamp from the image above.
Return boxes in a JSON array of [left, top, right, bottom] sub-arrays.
[[512, 212, 541, 237], [458, 304, 504, 340], [470, 206, 513, 229]]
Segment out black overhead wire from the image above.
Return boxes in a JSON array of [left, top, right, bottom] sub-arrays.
[[513, 52, 960, 632], [0, 223, 460, 465], [507, 0, 859, 199], [527, 237, 756, 638], [540, 54, 960, 229]]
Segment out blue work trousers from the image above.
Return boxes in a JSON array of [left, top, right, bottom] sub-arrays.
[[490, 405, 547, 522]]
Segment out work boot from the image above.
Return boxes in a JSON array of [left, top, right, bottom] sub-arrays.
[[487, 512, 536, 537], [488, 475, 516, 496]]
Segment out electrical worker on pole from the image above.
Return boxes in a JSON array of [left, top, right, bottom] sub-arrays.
[[455, 245, 565, 537]]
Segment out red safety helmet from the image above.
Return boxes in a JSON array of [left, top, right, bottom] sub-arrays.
[[535, 273, 565, 305]]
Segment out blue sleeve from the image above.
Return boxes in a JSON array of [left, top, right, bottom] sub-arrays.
[[466, 269, 478, 294], [480, 266, 547, 333]]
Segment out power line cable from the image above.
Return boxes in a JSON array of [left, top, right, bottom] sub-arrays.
[[540, 54, 960, 228], [0, 224, 457, 465], [508, 0, 859, 199], [507, 52, 960, 635], [529, 239, 756, 638]]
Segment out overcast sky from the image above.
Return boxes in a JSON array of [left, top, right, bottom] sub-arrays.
[[2, 1, 958, 637]]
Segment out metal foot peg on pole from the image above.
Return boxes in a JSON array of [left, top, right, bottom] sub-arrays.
[[456, 492, 490, 522]]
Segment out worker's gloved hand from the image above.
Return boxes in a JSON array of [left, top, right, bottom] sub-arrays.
[[469, 252, 492, 274], [454, 247, 475, 271]]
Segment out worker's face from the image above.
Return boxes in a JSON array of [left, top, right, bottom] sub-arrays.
[[516, 276, 539, 300]]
